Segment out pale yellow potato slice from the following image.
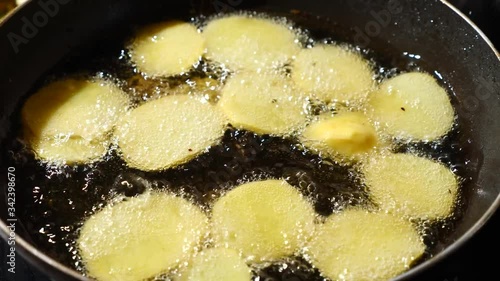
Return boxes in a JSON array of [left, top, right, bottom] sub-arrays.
[[78, 191, 208, 281], [362, 153, 459, 220], [367, 72, 455, 140], [308, 209, 426, 281], [22, 78, 130, 140], [203, 15, 300, 70], [179, 248, 252, 281], [292, 44, 375, 102], [300, 111, 378, 160], [130, 21, 205, 77], [116, 95, 226, 171], [218, 71, 307, 135], [26, 133, 109, 165], [211, 180, 316, 262]]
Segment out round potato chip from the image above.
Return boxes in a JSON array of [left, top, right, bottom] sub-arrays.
[[130, 21, 205, 77], [308, 209, 426, 281], [362, 153, 459, 219], [292, 44, 375, 102], [367, 72, 455, 140], [218, 71, 307, 135], [22, 78, 130, 140], [203, 15, 300, 70], [211, 180, 316, 262], [179, 248, 251, 281], [78, 192, 208, 281], [300, 111, 378, 160], [116, 95, 226, 171]]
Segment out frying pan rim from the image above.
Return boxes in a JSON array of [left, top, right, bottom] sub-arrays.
[[0, 0, 499, 280], [394, 1, 500, 280], [441, 0, 499, 59], [0, 0, 23, 26]]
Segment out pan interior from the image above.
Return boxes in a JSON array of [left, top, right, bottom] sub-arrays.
[[0, 0, 498, 280]]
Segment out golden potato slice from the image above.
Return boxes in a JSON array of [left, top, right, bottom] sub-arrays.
[[26, 133, 109, 165], [367, 72, 455, 140], [179, 248, 251, 281], [292, 44, 375, 102], [362, 153, 459, 220], [130, 21, 205, 77], [203, 15, 300, 70], [308, 209, 426, 281], [22, 78, 130, 140], [300, 111, 378, 160], [116, 95, 226, 171], [218, 71, 307, 135], [211, 180, 316, 262], [78, 192, 208, 281]]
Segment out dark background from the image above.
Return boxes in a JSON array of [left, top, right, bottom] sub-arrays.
[[0, 0, 499, 280]]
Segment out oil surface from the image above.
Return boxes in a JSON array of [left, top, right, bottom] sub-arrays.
[[3, 11, 476, 281]]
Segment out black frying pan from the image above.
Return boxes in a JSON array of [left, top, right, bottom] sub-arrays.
[[0, 0, 499, 280]]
